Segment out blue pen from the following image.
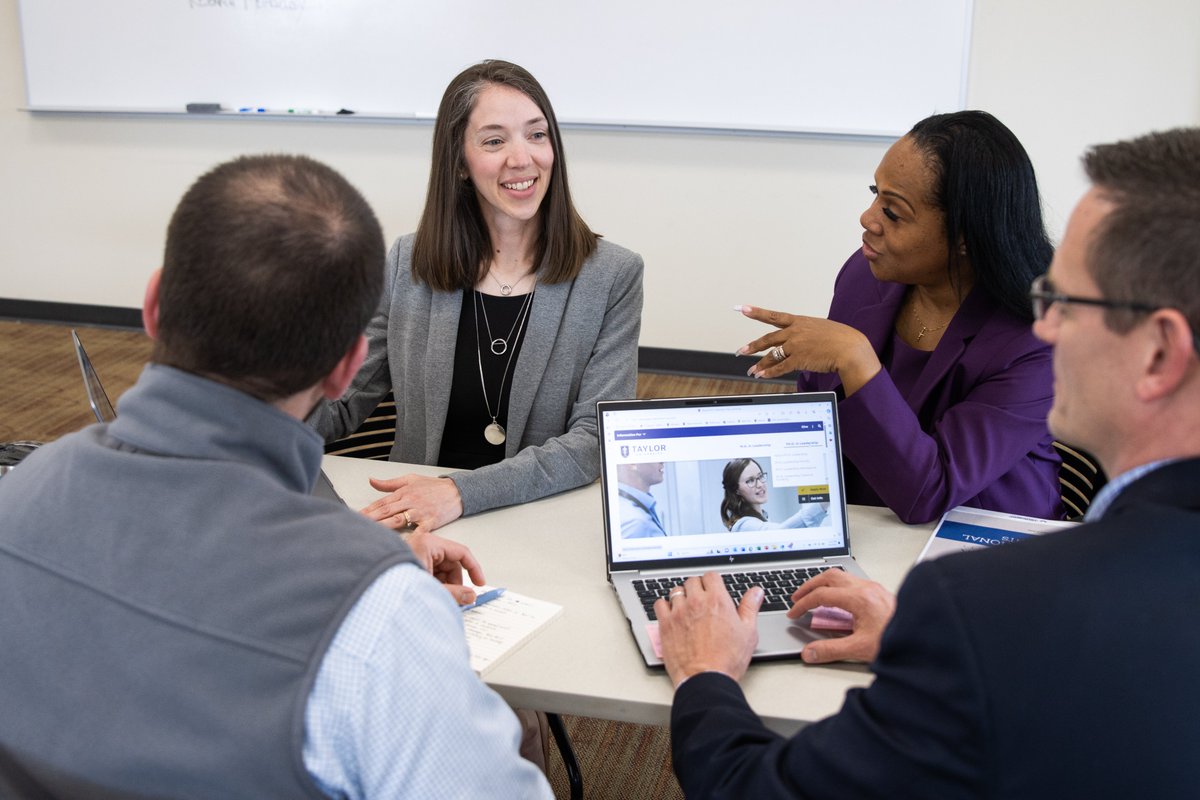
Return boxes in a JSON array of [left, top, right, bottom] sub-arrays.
[[460, 587, 506, 612]]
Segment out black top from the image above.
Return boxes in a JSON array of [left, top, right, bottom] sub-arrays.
[[438, 290, 533, 469]]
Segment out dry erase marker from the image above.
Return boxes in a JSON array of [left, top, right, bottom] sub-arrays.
[[460, 587, 506, 612]]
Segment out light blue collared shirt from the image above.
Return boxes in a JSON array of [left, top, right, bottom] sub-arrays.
[[619, 482, 667, 538], [303, 563, 552, 799], [1084, 459, 1179, 522]]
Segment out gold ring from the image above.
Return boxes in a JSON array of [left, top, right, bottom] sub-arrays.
[[402, 510, 413, 528]]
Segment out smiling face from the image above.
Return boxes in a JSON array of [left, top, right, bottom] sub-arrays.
[[859, 136, 952, 289], [462, 83, 554, 237], [735, 461, 768, 506]]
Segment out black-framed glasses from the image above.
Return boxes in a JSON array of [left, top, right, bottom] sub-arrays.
[[742, 471, 768, 488], [1030, 275, 1200, 355], [1029, 275, 1158, 321]]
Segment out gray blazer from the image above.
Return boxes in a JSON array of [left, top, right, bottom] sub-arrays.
[[312, 233, 644, 515]]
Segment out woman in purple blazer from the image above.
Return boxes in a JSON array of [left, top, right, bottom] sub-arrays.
[[739, 111, 1062, 523]]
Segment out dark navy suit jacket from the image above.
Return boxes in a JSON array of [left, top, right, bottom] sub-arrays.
[[671, 458, 1200, 799], [799, 251, 1060, 523]]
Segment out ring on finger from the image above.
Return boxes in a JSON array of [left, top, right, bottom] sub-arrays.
[[668, 588, 686, 602], [402, 510, 413, 528], [769, 345, 787, 362]]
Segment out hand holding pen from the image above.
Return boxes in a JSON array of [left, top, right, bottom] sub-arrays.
[[459, 587, 506, 613]]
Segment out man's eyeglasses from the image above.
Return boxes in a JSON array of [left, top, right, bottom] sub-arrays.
[[742, 472, 768, 488], [1028, 275, 1158, 321], [1030, 275, 1200, 354]]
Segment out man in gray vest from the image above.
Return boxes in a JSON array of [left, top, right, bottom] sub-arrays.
[[0, 155, 552, 798]]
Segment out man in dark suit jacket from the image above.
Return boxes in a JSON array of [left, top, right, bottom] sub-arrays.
[[656, 127, 1200, 798]]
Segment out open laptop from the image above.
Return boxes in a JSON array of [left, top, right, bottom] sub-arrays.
[[72, 329, 116, 423], [597, 392, 868, 667], [70, 329, 345, 505]]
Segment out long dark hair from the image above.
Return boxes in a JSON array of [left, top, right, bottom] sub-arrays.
[[720, 458, 764, 530], [908, 110, 1053, 321], [412, 60, 598, 291]]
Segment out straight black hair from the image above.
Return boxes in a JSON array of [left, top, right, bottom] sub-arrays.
[[908, 111, 1053, 321]]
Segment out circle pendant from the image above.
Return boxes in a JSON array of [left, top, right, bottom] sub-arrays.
[[500, 284, 512, 296], [484, 422, 507, 445], [490, 338, 508, 355]]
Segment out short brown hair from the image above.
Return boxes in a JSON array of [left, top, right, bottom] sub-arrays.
[[154, 154, 384, 400], [412, 60, 598, 291], [1083, 128, 1200, 336]]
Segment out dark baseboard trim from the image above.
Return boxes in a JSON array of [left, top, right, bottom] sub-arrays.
[[1, 300, 794, 383], [0, 298, 143, 330], [638, 346, 794, 384]]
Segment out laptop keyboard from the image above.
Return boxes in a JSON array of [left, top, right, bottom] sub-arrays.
[[633, 566, 844, 620]]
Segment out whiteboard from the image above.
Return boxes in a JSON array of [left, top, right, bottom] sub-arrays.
[[18, 0, 972, 137]]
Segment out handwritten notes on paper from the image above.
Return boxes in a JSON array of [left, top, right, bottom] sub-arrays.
[[461, 586, 563, 676]]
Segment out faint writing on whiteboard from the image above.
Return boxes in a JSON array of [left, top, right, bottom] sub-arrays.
[[188, 0, 326, 11]]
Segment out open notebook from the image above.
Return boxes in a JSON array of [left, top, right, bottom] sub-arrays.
[[597, 392, 868, 667]]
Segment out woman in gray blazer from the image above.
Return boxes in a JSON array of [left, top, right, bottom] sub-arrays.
[[312, 60, 643, 534]]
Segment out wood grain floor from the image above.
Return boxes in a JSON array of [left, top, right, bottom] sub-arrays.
[[0, 317, 790, 799], [0, 319, 790, 444], [0, 320, 152, 442]]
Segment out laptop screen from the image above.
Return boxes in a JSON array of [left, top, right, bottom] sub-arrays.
[[598, 392, 850, 571]]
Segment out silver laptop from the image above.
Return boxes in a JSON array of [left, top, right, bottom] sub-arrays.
[[69, 329, 344, 505], [597, 392, 868, 667], [72, 329, 116, 423]]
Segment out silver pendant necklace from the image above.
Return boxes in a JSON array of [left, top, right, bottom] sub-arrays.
[[489, 268, 532, 298], [472, 289, 534, 446], [477, 285, 529, 355]]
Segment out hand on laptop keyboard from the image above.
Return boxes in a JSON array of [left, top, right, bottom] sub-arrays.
[[635, 566, 843, 620], [786, 568, 896, 664]]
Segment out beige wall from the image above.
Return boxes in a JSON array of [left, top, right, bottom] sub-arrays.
[[3, 1, 1199, 353]]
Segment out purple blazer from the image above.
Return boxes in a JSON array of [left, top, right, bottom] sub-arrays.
[[798, 251, 1062, 523]]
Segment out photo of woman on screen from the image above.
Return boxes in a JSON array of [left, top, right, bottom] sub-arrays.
[[719, 458, 828, 531]]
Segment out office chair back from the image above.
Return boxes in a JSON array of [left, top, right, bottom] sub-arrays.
[[323, 391, 396, 461], [1054, 440, 1107, 520]]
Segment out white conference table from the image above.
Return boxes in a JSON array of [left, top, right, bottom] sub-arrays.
[[323, 455, 936, 737]]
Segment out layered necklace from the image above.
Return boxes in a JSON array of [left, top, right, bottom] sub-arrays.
[[472, 287, 535, 445]]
